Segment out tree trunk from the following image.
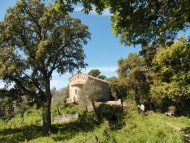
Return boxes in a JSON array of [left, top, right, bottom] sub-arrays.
[[120, 97, 124, 110], [92, 101, 97, 115], [85, 106, 88, 112], [42, 76, 52, 135], [92, 101, 96, 110], [57, 107, 61, 115], [42, 97, 51, 135]]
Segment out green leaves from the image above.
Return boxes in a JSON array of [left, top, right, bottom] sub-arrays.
[[88, 69, 107, 80], [0, 0, 91, 90], [0, 0, 91, 133], [54, 0, 190, 46], [150, 37, 190, 108], [79, 79, 102, 108]]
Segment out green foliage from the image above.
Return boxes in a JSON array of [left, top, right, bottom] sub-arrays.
[[139, 43, 161, 68], [151, 37, 190, 113], [108, 76, 127, 101], [79, 79, 102, 110], [53, 0, 190, 46], [88, 69, 100, 77], [51, 87, 69, 115], [0, 89, 31, 117], [95, 104, 124, 130], [0, 0, 90, 134], [60, 104, 85, 114], [0, 105, 189, 143], [88, 69, 107, 80], [114, 53, 151, 105], [52, 87, 68, 108]]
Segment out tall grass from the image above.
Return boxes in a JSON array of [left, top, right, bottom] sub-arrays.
[[0, 103, 189, 143]]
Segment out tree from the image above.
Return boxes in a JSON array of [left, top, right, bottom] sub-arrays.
[[0, 0, 90, 134], [88, 69, 107, 80], [52, 86, 69, 115], [98, 75, 107, 80], [50, 87, 57, 96], [108, 77, 127, 108], [79, 79, 102, 111], [150, 37, 190, 113], [53, 0, 190, 46], [0, 87, 31, 124], [139, 43, 161, 68], [88, 69, 101, 77], [116, 53, 151, 105], [108, 77, 127, 101]]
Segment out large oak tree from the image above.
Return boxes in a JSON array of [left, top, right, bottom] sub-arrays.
[[0, 0, 90, 134]]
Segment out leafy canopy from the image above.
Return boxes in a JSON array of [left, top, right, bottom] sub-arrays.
[[151, 37, 190, 109], [115, 53, 150, 104], [0, 0, 90, 95], [52, 0, 190, 46], [0, 0, 90, 134]]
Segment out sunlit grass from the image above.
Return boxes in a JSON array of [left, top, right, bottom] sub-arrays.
[[0, 103, 189, 143]]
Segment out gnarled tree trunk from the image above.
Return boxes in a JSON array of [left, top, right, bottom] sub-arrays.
[[42, 95, 52, 135], [42, 80, 52, 135]]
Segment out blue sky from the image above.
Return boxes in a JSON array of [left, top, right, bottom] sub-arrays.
[[1, 1, 188, 90], [0, 0, 141, 89]]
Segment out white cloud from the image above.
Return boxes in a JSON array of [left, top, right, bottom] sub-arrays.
[[99, 8, 112, 16], [83, 66, 117, 73], [74, 6, 83, 11], [81, 66, 117, 77], [74, 6, 112, 16]]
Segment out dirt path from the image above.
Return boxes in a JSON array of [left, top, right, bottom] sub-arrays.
[[166, 123, 190, 142]]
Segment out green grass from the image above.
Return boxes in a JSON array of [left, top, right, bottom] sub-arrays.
[[0, 104, 190, 143]]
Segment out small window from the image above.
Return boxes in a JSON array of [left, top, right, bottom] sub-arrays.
[[75, 89, 77, 95]]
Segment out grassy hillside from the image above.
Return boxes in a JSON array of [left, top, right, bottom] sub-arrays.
[[0, 104, 190, 143]]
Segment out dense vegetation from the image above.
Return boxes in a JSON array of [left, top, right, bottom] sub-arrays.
[[108, 36, 190, 116], [0, 103, 190, 143]]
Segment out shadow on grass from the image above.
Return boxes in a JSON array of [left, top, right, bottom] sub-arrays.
[[183, 127, 190, 134], [0, 124, 43, 143], [0, 114, 99, 143], [178, 126, 190, 143], [182, 126, 190, 142], [51, 115, 99, 142]]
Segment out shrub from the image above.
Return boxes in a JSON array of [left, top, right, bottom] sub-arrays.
[[95, 104, 124, 130]]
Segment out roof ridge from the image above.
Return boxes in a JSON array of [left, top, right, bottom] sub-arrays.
[[69, 72, 108, 84]]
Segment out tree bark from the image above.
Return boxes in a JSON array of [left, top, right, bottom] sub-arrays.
[[42, 96, 51, 135], [57, 107, 61, 115], [92, 101, 96, 110], [42, 74, 52, 135]]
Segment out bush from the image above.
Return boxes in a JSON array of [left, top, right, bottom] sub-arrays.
[[95, 104, 124, 130]]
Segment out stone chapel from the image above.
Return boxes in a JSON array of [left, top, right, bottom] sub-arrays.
[[68, 72, 110, 103]]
